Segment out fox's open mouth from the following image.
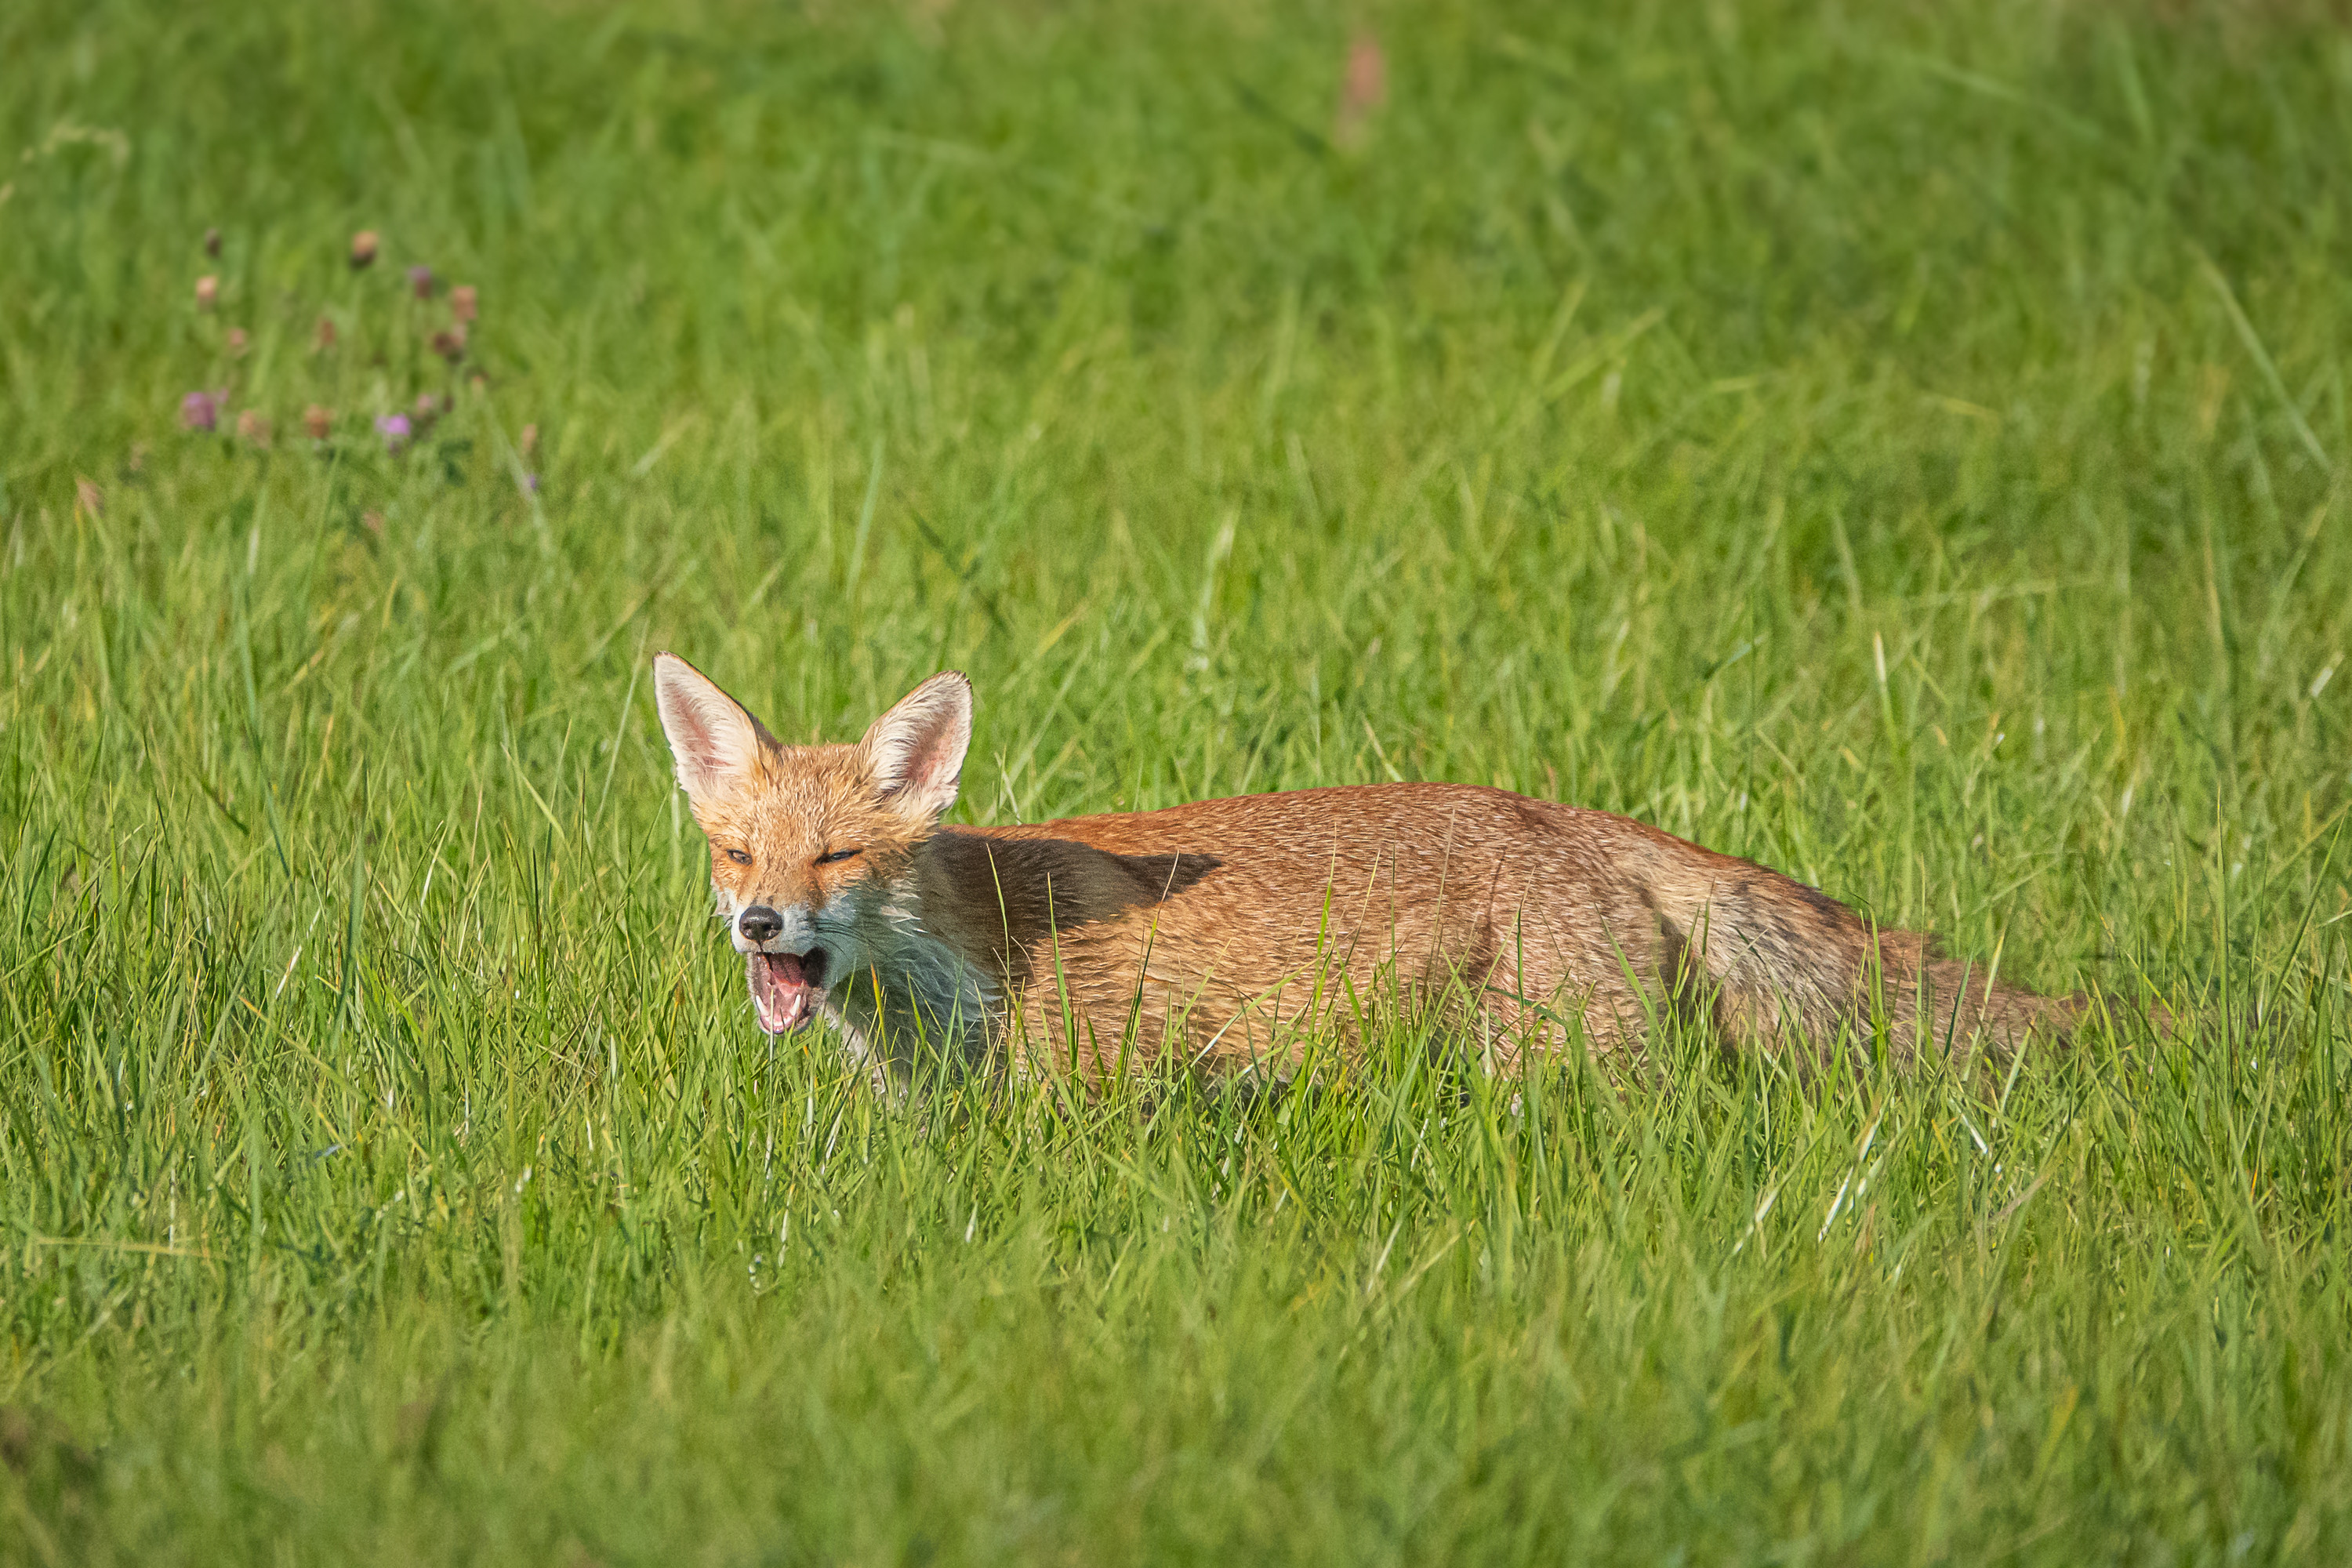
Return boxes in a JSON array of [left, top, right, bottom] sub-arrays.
[[748, 949, 827, 1033]]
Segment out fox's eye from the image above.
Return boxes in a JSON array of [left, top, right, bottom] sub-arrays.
[[725, 848, 752, 866], [815, 847, 862, 866]]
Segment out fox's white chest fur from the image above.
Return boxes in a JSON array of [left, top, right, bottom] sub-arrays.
[[820, 878, 1000, 1079]]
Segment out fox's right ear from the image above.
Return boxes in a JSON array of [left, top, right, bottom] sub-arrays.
[[652, 652, 768, 811], [859, 671, 972, 823]]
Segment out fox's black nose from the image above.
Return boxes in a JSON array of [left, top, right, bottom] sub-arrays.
[[738, 905, 782, 943]]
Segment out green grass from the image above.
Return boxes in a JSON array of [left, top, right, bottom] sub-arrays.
[[4, 0, 2351, 1559]]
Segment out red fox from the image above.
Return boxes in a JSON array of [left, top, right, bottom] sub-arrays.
[[653, 654, 2079, 1083]]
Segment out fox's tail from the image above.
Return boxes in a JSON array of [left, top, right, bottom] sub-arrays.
[[1634, 837, 2086, 1065]]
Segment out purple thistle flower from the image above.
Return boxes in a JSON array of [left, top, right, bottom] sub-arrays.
[[376, 412, 413, 452], [521, 471, 540, 495], [408, 264, 435, 299], [181, 388, 227, 431]]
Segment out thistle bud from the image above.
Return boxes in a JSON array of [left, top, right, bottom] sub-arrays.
[[408, 264, 435, 299], [451, 285, 477, 323], [315, 315, 338, 352], [236, 409, 271, 447], [226, 327, 249, 358], [203, 227, 221, 258], [303, 405, 332, 441], [350, 230, 379, 269], [1334, 32, 1388, 152], [180, 389, 226, 431], [195, 275, 219, 311]]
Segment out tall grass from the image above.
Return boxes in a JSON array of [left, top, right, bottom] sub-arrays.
[[2, 0, 2349, 1560]]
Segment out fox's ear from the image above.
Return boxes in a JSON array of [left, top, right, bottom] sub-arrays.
[[652, 652, 769, 810], [859, 671, 972, 822]]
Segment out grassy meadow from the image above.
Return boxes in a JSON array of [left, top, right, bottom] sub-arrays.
[[5, 0, 2352, 1559]]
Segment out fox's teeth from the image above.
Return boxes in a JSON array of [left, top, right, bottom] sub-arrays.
[[748, 949, 821, 1034]]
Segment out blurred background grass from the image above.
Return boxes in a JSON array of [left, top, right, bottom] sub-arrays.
[[2, 0, 2350, 1562]]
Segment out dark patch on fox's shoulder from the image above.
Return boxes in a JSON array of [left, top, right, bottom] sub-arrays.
[[1109, 850, 1221, 901], [952, 834, 1221, 927], [1737, 867, 1854, 935]]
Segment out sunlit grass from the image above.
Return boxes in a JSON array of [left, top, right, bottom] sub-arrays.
[[2, 0, 2349, 1560]]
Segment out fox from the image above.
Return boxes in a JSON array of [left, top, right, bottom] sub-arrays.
[[652, 652, 2083, 1085]]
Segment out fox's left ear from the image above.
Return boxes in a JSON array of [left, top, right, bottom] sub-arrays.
[[860, 672, 972, 822], [653, 652, 772, 813]]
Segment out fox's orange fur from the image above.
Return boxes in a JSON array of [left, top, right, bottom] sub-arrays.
[[654, 655, 2078, 1084]]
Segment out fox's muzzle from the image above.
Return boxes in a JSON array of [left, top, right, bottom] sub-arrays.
[[738, 904, 783, 943]]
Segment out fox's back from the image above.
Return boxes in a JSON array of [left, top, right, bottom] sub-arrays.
[[957, 782, 1660, 902], [917, 783, 1693, 1065]]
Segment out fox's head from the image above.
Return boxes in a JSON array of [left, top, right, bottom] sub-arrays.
[[652, 653, 973, 1035]]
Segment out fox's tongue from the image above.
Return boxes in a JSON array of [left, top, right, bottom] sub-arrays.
[[748, 951, 819, 1034]]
